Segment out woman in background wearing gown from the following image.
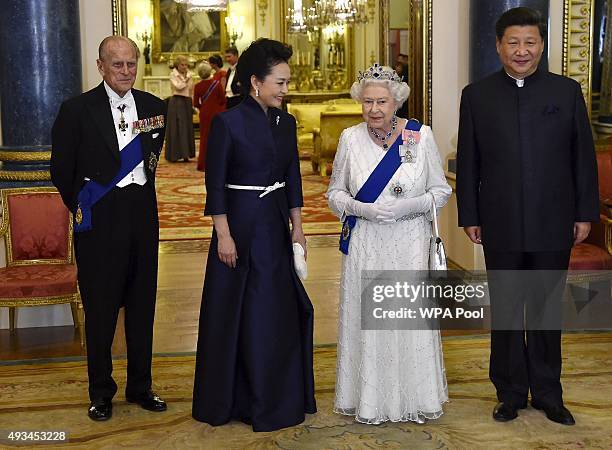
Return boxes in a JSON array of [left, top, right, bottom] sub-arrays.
[[194, 61, 225, 171], [208, 54, 227, 91], [192, 38, 317, 432]]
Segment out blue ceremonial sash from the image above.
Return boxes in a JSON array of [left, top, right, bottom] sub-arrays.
[[339, 119, 422, 255], [74, 135, 144, 232]]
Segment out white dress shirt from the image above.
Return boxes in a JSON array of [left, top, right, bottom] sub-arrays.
[[226, 64, 237, 98], [104, 81, 147, 187]]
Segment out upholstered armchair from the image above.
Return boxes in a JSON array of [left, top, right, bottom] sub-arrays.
[[569, 149, 612, 270], [287, 103, 327, 159], [312, 110, 364, 176], [0, 187, 84, 345]]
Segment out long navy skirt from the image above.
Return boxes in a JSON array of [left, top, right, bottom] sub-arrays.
[[192, 198, 316, 432]]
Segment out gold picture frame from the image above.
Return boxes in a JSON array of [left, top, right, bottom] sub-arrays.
[[562, 0, 595, 115], [151, 0, 228, 63]]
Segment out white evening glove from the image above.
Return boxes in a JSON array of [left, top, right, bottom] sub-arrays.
[[293, 242, 308, 280], [383, 193, 433, 222], [345, 198, 394, 223]]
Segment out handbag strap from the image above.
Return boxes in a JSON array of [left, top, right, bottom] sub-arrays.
[[430, 192, 440, 238]]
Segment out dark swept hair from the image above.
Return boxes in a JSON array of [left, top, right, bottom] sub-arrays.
[[495, 7, 546, 40], [208, 54, 223, 68], [224, 46, 239, 56], [236, 39, 293, 95]]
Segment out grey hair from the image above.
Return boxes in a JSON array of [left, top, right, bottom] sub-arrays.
[[173, 54, 189, 68], [197, 61, 212, 79], [350, 67, 410, 107], [98, 36, 140, 60]]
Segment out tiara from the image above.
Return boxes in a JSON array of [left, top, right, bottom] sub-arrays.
[[356, 63, 403, 83]]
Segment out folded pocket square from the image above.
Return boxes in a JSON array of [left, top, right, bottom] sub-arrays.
[[152, 133, 160, 139]]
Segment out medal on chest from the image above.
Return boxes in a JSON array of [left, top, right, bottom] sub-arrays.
[[400, 129, 420, 164]]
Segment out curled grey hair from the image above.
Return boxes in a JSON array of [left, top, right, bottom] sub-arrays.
[[197, 61, 212, 79], [350, 67, 410, 106]]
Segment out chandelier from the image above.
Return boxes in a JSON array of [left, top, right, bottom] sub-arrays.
[[173, 0, 227, 12], [287, 0, 369, 33]]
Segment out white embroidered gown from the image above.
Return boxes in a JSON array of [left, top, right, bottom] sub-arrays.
[[327, 122, 452, 424]]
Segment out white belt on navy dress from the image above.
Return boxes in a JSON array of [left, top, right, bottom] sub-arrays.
[[225, 181, 285, 198]]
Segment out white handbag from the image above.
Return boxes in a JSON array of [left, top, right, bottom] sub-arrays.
[[429, 194, 448, 271], [293, 242, 308, 280]]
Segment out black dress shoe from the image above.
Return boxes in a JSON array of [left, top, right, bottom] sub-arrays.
[[88, 398, 112, 421], [493, 402, 519, 421], [126, 390, 167, 412], [531, 400, 575, 425]]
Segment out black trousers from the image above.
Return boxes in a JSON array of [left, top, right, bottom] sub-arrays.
[[483, 249, 571, 408], [75, 184, 159, 401]]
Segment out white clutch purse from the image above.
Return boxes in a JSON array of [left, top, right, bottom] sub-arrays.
[[429, 194, 447, 271], [293, 242, 308, 280]]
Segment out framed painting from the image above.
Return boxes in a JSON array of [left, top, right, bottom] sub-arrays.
[[151, 0, 228, 63]]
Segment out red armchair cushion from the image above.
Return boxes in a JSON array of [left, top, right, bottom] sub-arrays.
[[7, 193, 70, 262], [0, 264, 77, 298], [596, 150, 612, 205], [569, 243, 612, 270]]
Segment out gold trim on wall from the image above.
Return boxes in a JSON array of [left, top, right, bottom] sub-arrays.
[[562, 0, 595, 114], [112, 0, 128, 36]]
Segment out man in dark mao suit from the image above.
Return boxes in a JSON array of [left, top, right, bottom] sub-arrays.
[[456, 8, 599, 425], [51, 36, 168, 421]]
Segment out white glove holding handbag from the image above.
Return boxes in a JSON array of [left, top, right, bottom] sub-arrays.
[[293, 242, 308, 280]]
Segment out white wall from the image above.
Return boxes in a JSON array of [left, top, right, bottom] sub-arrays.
[[79, 0, 113, 91]]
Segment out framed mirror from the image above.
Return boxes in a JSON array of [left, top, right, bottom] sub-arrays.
[[380, 0, 432, 124]]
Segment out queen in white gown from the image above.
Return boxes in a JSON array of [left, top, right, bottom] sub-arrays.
[[327, 64, 452, 424]]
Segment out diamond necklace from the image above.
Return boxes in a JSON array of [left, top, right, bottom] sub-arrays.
[[368, 115, 398, 149]]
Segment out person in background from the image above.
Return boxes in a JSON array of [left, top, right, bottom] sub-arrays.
[[224, 46, 242, 108], [165, 54, 195, 162], [208, 54, 227, 90], [194, 61, 225, 172]]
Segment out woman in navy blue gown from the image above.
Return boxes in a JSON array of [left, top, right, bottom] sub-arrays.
[[192, 39, 317, 432]]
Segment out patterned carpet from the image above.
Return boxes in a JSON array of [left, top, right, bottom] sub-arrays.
[[155, 157, 340, 241], [1, 333, 611, 449]]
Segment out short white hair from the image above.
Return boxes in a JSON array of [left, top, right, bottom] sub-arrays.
[[350, 68, 410, 108]]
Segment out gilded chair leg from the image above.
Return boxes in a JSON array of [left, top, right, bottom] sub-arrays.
[[9, 307, 16, 332], [319, 160, 327, 177]]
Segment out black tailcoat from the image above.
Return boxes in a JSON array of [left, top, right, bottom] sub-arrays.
[[457, 69, 599, 252], [50, 82, 166, 401], [192, 96, 317, 431]]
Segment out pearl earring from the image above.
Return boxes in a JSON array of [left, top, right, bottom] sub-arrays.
[[255, 87, 260, 97]]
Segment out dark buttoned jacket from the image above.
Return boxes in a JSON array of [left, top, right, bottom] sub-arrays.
[[456, 69, 599, 251]]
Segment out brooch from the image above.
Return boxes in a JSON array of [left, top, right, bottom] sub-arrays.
[[133, 115, 165, 134], [402, 129, 420, 146], [75, 205, 83, 225], [390, 182, 407, 197], [399, 145, 415, 164]]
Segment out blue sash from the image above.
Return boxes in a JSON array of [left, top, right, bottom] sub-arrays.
[[74, 135, 144, 232], [339, 119, 422, 254]]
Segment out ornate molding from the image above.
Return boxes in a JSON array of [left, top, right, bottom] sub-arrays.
[[562, 0, 594, 114], [0, 170, 51, 181], [257, 0, 268, 27], [0, 151, 52, 162], [111, 0, 128, 36]]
